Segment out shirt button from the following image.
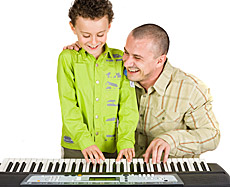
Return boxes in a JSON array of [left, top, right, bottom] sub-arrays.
[[96, 80, 99, 84], [95, 115, 98, 119], [96, 132, 99, 135], [96, 63, 99, 67], [96, 98, 99, 101]]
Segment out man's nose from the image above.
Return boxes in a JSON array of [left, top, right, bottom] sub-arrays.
[[123, 56, 134, 67]]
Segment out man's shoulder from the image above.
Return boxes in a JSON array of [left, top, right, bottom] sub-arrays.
[[171, 65, 209, 91]]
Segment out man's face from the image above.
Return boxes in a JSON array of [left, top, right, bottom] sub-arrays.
[[123, 34, 160, 86], [70, 16, 111, 58]]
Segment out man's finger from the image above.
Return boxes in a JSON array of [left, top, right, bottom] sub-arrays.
[[163, 146, 170, 163]]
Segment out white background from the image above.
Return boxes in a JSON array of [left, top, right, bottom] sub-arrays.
[[0, 0, 229, 174]]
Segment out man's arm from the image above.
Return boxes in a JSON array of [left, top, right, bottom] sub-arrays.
[[144, 82, 220, 163]]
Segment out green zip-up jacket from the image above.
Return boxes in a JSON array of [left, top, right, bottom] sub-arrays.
[[57, 44, 139, 153]]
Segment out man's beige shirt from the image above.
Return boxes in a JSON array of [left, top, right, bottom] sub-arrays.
[[135, 61, 220, 158]]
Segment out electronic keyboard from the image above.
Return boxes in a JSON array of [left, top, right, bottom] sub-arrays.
[[0, 158, 229, 186]]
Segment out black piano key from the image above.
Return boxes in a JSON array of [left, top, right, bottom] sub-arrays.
[[19, 162, 26, 172], [130, 162, 134, 172], [6, 162, 13, 172], [96, 163, 100, 172], [177, 162, 182, 172], [89, 162, 93, 172], [183, 162, 189, 171], [153, 164, 158, 172], [54, 163, 60, 172], [193, 162, 199, 171], [79, 162, 83, 173], [160, 162, 165, 172], [143, 162, 148, 172], [47, 162, 53, 172], [29, 162, 36, 172], [137, 162, 141, 172], [170, 162, 176, 172], [71, 162, 76, 173], [112, 162, 116, 172], [103, 162, 107, 172], [200, 161, 207, 171], [37, 162, 43, 172], [12, 162, 20, 172], [120, 162, 124, 172], [61, 162, 66, 172]]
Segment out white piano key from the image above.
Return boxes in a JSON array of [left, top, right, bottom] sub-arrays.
[[194, 158, 203, 171], [172, 158, 179, 172], [133, 158, 137, 172], [0, 158, 10, 172], [177, 158, 185, 172], [200, 158, 210, 171], [156, 163, 162, 172], [57, 159, 65, 173], [67, 159, 75, 173], [163, 162, 169, 172], [109, 159, 115, 172], [81, 159, 87, 172], [126, 160, 131, 172], [121, 159, 127, 172], [149, 159, 154, 172], [146, 162, 151, 172], [188, 158, 196, 171], [11, 158, 21, 172], [43, 159, 52, 172], [183, 158, 192, 171], [92, 163, 97, 173], [166, 158, 172, 172], [105, 159, 110, 173], [7, 158, 15, 172], [33, 158, 43, 172], [51, 159, 59, 172], [74, 159, 81, 172], [138, 158, 144, 172], [85, 160, 91, 173], [116, 161, 120, 172], [16, 158, 26, 172], [23, 158, 34, 172], [99, 160, 103, 173]]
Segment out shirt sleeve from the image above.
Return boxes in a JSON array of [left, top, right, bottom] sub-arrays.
[[157, 83, 220, 157], [117, 71, 139, 153], [57, 50, 95, 151]]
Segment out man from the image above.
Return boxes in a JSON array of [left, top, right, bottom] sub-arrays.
[[65, 23, 220, 164]]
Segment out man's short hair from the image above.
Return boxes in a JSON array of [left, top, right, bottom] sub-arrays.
[[132, 24, 170, 57], [69, 0, 114, 26]]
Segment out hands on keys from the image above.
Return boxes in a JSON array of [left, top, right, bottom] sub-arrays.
[[81, 145, 105, 164], [116, 148, 135, 162], [143, 138, 170, 164]]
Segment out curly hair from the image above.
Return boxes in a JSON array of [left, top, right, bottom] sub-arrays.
[[69, 0, 114, 26]]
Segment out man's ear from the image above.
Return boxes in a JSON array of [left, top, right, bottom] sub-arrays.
[[69, 22, 76, 34], [157, 54, 167, 66]]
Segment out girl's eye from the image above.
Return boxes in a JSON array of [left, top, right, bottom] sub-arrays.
[[97, 34, 104, 37]]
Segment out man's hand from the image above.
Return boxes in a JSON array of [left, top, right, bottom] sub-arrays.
[[143, 138, 170, 164], [82, 145, 105, 164], [63, 41, 81, 51], [116, 148, 135, 162]]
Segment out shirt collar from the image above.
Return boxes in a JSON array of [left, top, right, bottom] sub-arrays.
[[78, 43, 114, 61], [153, 60, 174, 96], [135, 60, 174, 96]]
